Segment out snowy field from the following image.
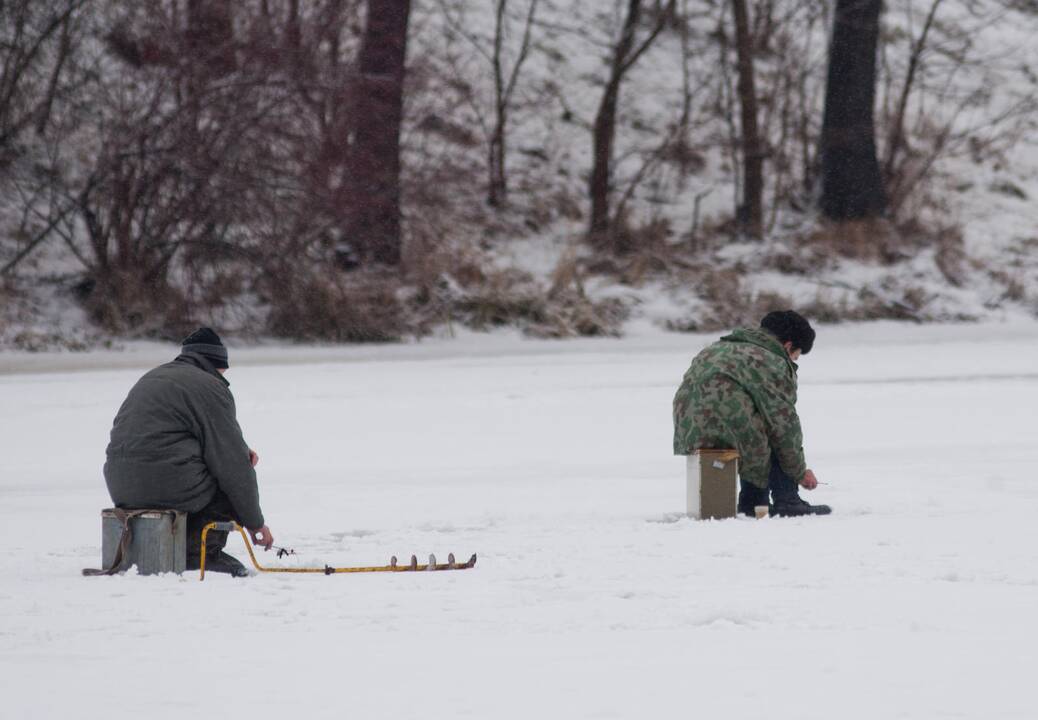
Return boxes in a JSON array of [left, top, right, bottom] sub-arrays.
[[2, 321, 1038, 719]]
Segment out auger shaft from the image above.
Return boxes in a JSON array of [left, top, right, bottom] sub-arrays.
[[198, 522, 477, 580]]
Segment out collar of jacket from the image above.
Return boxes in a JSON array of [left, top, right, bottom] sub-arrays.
[[720, 327, 799, 373], [173, 351, 230, 386]]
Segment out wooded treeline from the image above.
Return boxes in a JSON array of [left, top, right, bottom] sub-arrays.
[[0, 0, 1033, 341]]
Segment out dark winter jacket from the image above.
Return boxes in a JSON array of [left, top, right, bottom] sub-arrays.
[[672, 327, 807, 489], [103, 352, 264, 529]]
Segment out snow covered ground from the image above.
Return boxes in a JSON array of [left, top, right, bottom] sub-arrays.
[[2, 321, 1038, 719]]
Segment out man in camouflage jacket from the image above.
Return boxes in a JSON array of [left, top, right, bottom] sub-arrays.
[[673, 310, 830, 516]]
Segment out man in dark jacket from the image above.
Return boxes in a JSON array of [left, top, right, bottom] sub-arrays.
[[673, 310, 830, 517], [104, 328, 274, 575]]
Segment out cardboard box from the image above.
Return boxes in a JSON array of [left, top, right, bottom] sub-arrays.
[[686, 450, 739, 520]]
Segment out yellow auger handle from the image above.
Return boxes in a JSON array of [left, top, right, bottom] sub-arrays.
[[198, 521, 244, 581], [198, 522, 478, 580], [199, 521, 370, 579]]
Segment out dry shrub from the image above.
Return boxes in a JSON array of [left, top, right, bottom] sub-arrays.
[[403, 238, 629, 338], [581, 218, 703, 288], [521, 186, 585, 233], [986, 269, 1026, 305], [0, 278, 14, 334], [450, 268, 549, 330], [76, 272, 192, 338], [550, 187, 585, 222], [449, 268, 629, 339], [0, 278, 103, 350], [608, 216, 673, 257], [933, 226, 968, 288], [801, 218, 903, 264], [9, 330, 92, 352], [666, 269, 794, 332], [526, 285, 629, 339], [265, 270, 405, 343], [798, 283, 976, 324], [760, 243, 832, 276], [989, 180, 1028, 200], [402, 233, 490, 334]]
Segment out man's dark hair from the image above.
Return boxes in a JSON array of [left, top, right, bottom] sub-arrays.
[[760, 310, 815, 354]]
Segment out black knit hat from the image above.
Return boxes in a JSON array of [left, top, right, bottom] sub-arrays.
[[182, 327, 229, 369]]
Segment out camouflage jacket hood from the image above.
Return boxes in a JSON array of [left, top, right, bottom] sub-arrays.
[[720, 327, 798, 373], [672, 326, 807, 488]]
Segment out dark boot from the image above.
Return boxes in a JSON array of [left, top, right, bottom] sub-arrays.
[[187, 549, 250, 577], [738, 481, 769, 517], [185, 491, 249, 574], [771, 494, 832, 517], [767, 452, 832, 517]]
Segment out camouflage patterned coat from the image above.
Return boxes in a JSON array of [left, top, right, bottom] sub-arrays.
[[672, 327, 807, 489]]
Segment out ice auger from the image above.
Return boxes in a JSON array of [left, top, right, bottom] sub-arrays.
[[198, 521, 477, 581]]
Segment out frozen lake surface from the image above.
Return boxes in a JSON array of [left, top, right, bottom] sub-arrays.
[[2, 321, 1037, 719]]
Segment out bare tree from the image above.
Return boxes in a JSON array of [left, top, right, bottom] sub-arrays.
[[820, 0, 887, 220], [67, 84, 249, 331], [882, 0, 943, 188], [187, 0, 236, 75], [0, 0, 92, 282], [730, 0, 763, 238], [588, 0, 677, 248], [488, 0, 539, 207], [0, 0, 87, 151], [346, 0, 412, 266], [437, 0, 540, 208], [42, 2, 323, 331]]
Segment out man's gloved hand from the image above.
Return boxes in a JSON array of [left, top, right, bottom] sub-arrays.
[[800, 469, 819, 490], [250, 525, 274, 550]]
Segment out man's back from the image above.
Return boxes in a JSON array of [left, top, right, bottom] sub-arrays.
[[672, 327, 805, 488], [107, 360, 219, 467], [104, 354, 264, 530]]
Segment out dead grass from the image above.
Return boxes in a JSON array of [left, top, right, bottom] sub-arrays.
[[665, 268, 795, 332], [76, 271, 192, 338], [402, 238, 630, 339], [265, 269, 405, 343], [800, 218, 905, 264], [797, 284, 976, 324]]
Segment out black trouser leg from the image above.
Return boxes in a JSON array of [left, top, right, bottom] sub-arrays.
[[767, 451, 800, 502], [186, 491, 239, 560], [737, 477, 769, 514]]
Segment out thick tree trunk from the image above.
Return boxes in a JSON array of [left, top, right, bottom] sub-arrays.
[[348, 0, 411, 266], [731, 0, 763, 239], [488, 116, 507, 208], [588, 0, 674, 247], [589, 79, 624, 241], [820, 0, 887, 220], [589, 0, 643, 244], [488, 0, 508, 208]]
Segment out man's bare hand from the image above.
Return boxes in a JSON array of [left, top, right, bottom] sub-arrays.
[[250, 525, 274, 550], [800, 469, 818, 490], [249, 449, 259, 467]]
